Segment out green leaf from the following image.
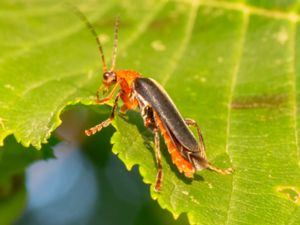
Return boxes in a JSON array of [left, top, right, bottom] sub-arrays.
[[1, 0, 300, 224]]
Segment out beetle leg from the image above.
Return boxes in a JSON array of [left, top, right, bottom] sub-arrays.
[[184, 118, 206, 159], [85, 93, 120, 136], [119, 105, 128, 114], [141, 105, 163, 191], [185, 118, 234, 175], [119, 91, 138, 114], [153, 127, 163, 192], [206, 162, 234, 174], [95, 84, 105, 102], [96, 82, 120, 104]]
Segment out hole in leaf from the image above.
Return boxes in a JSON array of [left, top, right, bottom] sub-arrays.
[[277, 186, 300, 205]]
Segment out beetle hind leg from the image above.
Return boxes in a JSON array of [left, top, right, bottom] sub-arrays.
[[184, 118, 233, 175], [184, 118, 206, 159], [206, 162, 234, 174]]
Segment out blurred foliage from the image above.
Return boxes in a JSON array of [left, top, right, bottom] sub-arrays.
[[0, 136, 55, 224]]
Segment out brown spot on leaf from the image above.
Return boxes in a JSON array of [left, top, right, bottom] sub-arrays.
[[231, 95, 288, 109], [149, 16, 175, 29], [277, 186, 300, 205]]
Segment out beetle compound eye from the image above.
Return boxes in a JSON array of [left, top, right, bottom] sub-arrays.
[[103, 72, 110, 80], [103, 71, 117, 83]]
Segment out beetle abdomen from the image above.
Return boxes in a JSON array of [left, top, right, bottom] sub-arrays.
[[154, 112, 195, 177]]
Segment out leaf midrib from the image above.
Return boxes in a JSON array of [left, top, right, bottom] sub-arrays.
[[161, 1, 199, 85]]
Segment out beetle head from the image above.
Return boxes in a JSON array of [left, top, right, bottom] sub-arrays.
[[102, 71, 117, 92]]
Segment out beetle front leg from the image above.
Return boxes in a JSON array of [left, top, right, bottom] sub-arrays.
[[96, 82, 120, 104], [153, 127, 163, 192], [85, 93, 120, 136], [185, 118, 233, 175]]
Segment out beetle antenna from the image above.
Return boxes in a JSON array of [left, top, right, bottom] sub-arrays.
[[67, 3, 108, 72], [110, 17, 119, 71]]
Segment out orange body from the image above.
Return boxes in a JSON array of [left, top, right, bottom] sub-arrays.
[[116, 70, 140, 110], [154, 112, 195, 178], [116, 70, 195, 178]]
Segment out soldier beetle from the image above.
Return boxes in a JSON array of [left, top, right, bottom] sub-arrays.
[[73, 7, 233, 192]]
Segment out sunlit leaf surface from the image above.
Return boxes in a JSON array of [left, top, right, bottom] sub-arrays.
[[1, 0, 300, 224]]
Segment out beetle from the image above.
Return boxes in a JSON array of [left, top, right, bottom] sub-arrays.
[[73, 6, 233, 192]]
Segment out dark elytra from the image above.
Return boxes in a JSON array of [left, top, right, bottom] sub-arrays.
[[134, 78, 199, 152]]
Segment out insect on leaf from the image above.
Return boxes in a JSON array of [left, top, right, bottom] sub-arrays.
[[0, 0, 300, 224]]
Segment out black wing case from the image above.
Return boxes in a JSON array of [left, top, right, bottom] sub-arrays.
[[133, 77, 200, 153]]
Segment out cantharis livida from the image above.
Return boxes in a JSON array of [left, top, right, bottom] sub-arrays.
[[73, 7, 233, 192]]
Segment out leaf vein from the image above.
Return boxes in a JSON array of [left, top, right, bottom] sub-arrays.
[[225, 11, 250, 225], [284, 17, 300, 225], [22, 70, 95, 96], [161, 1, 199, 85], [118, 0, 168, 55], [0, 2, 114, 65]]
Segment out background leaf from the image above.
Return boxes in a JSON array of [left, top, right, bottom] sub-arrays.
[[0, 136, 54, 225], [1, 0, 300, 224]]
